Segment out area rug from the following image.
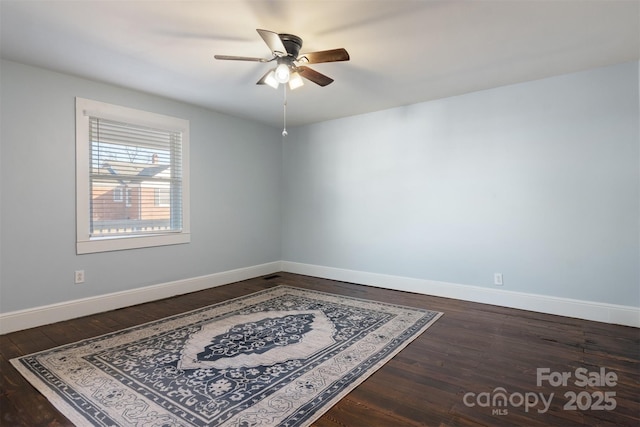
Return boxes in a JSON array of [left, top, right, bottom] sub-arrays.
[[11, 285, 442, 426]]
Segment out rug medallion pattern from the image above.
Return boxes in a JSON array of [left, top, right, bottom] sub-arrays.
[[11, 286, 442, 426]]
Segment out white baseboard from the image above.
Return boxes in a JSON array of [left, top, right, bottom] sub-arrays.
[[0, 261, 282, 335], [281, 261, 640, 328], [2, 260, 637, 334]]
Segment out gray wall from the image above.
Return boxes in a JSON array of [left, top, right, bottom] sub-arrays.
[[2, 59, 638, 314], [283, 61, 639, 307], [0, 60, 282, 312]]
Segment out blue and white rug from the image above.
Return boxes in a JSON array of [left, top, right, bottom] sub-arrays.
[[11, 286, 442, 426]]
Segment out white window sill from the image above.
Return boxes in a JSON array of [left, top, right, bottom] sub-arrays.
[[77, 233, 190, 254]]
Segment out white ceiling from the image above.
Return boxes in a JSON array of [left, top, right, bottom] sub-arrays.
[[1, 0, 638, 128]]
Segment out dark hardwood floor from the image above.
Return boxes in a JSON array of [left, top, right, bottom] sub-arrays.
[[1, 272, 638, 426]]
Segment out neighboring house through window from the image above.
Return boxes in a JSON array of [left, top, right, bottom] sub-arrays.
[[76, 97, 190, 254]]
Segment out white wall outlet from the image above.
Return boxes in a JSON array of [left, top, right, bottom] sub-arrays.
[[75, 270, 85, 284], [494, 273, 503, 286]]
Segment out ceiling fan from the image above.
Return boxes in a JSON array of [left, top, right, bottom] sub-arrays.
[[214, 29, 350, 89]]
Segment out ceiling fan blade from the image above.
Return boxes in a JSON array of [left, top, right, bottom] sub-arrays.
[[297, 48, 350, 64], [297, 66, 334, 87], [214, 55, 269, 62], [257, 29, 288, 57]]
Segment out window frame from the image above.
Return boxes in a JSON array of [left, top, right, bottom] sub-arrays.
[[76, 97, 190, 254]]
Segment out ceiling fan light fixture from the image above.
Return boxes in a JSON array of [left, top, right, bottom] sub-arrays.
[[288, 72, 304, 90], [263, 70, 279, 89], [274, 63, 290, 83]]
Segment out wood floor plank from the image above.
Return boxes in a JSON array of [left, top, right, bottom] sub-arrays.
[[1, 272, 638, 426]]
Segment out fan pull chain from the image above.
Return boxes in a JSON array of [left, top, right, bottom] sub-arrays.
[[282, 84, 288, 137]]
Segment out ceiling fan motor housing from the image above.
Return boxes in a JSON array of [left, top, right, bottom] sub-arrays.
[[279, 34, 303, 58]]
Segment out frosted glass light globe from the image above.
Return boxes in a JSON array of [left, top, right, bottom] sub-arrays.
[[274, 63, 290, 83]]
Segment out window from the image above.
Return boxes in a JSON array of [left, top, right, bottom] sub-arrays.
[[155, 187, 170, 207], [113, 186, 123, 202], [76, 97, 190, 254], [124, 187, 133, 208]]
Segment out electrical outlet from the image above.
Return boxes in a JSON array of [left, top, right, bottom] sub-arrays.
[[75, 270, 85, 284], [494, 273, 503, 286]]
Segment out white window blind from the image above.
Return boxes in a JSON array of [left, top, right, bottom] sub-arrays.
[[76, 97, 190, 254], [89, 117, 183, 237]]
